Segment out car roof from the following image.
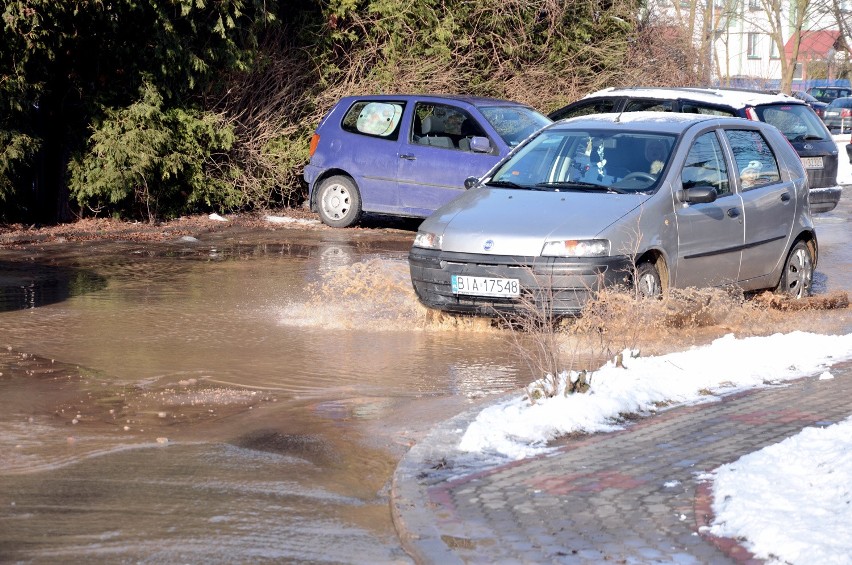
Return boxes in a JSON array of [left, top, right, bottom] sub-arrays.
[[580, 87, 805, 108], [551, 111, 757, 133], [337, 94, 530, 108]]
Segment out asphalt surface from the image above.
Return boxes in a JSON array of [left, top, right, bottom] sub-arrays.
[[391, 360, 852, 564]]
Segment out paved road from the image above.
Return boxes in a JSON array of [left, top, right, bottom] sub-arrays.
[[392, 361, 852, 564]]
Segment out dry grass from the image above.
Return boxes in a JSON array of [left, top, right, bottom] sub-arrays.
[[501, 284, 851, 404]]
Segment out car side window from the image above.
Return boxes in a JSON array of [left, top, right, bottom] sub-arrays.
[[680, 103, 736, 117], [681, 132, 731, 196], [723, 130, 782, 191], [624, 99, 674, 112], [412, 102, 484, 152], [550, 99, 617, 121], [341, 101, 405, 140]]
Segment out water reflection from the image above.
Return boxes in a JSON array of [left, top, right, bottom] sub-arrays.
[[0, 261, 107, 312]]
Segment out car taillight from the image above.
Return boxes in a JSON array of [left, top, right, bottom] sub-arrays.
[[744, 107, 759, 120], [309, 133, 320, 157], [842, 109, 852, 118]]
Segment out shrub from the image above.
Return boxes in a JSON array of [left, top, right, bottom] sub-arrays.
[[69, 83, 238, 221]]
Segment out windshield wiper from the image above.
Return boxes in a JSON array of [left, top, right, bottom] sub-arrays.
[[534, 181, 626, 194], [485, 180, 535, 190]]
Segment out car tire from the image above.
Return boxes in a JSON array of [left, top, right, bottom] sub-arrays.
[[776, 241, 813, 298], [317, 176, 362, 228], [635, 261, 662, 298]]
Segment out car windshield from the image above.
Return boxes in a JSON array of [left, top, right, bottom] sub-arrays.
[[478, 106, 552, 147], [754, 103, 829, 141], [487, 128, 677, 194]]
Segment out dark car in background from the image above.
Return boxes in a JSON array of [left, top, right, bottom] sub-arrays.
[[303, 94, 551, 227], [549, 87, 841, 213], [822, 96, 852, 133], [790, 90, 828, 118], [807, 86, 852, 104]]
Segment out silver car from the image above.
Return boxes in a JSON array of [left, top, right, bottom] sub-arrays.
[[409, 113, 818, 316]]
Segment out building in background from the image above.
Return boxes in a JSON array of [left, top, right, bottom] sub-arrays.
[[649, 0, 851, 91]]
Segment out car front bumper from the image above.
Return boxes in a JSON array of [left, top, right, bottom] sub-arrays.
[[809, 185, 843, 213], [408, 247, 633, 316]]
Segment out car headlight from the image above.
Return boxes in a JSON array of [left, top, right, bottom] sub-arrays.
[[413, 231, 443, 250], [541, 239, 610, 257]]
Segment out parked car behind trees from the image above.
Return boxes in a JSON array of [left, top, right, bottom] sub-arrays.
[[409, 113, 817, 317], [303, 95, 551, 227]]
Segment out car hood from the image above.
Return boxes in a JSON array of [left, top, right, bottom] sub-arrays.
[[422, 187, 649, 256]]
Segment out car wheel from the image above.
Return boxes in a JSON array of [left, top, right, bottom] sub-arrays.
[[776, 241, 813, 299], [317, 176, 362, 228], [635, 261, 662, 298]]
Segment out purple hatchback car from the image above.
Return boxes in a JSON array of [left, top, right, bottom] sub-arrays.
[[303, 94, 551, 227]]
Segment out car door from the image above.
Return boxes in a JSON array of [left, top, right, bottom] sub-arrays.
[[337, 99, 408, 213], [396, 101, 502, 215], [722, 128, 796, 285], [672, 129, 745, 288]]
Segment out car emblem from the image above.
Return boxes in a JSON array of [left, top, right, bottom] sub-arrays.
[[483, 239, 494, 251], [803, 143, 813, 150]]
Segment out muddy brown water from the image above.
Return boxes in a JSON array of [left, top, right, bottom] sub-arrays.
[[0, 195, 850, 563], [0, 226, 526, 563]]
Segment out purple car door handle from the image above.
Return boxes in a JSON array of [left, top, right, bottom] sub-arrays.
[[399, 153, 416, 160]]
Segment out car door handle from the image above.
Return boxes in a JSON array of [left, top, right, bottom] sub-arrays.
[[781, 192, 791, 202], [399, 153, 416, 161], [726, 208, 740, 218]]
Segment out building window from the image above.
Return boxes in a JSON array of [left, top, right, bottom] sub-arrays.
[[749, 0, 761, 10], [748, 33, 761, 59], [793, 63, 803, 80], [769, 40, 780, 59]]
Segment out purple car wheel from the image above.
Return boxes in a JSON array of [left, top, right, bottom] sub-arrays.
[[317, 176, 362, 228]]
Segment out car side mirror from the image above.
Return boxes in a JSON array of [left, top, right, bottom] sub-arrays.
[[469, 136, 491, 153], [679, 185, 717, 204], [464, 176, 481, 190]]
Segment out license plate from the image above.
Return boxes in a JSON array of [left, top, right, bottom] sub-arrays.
[[451, 275, 520, 298], [801, 157, 823, 169]]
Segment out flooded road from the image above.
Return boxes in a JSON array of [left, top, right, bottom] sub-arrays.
[[0, 226, 527, 563], [0, 190, 850, 562]]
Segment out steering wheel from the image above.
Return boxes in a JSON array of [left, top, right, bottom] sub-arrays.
[[620, 172, 656, 183]]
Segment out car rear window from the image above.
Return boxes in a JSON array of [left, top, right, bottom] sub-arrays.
[[342, 101, 405, 139], [753, 103, 829, 142]]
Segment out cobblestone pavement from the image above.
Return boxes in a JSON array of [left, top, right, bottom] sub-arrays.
[[391, 361, 852, 564]]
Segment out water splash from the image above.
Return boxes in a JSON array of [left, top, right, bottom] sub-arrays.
[[278, 258, 495, 332]]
